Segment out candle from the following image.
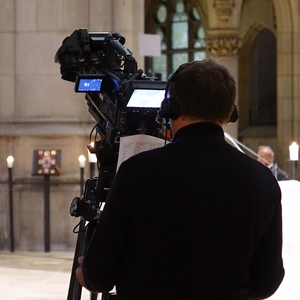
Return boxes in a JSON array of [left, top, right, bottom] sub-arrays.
[[78, 155, 86, 168], [289, 142, 299, 161], [7, 156, 14, 168]]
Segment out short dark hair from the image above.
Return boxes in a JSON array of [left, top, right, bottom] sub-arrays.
[[170, 58, 236, 124]]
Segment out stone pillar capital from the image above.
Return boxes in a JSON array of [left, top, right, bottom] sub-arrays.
[[206, 32, 242, 56]]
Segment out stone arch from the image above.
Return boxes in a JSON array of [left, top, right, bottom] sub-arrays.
[[238, 21, 277, 131]]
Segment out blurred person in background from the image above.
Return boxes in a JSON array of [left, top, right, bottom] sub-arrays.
[[257, 145, 288, 181]]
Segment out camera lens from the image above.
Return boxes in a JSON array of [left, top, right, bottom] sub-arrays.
[[59, 54, 80, 82]]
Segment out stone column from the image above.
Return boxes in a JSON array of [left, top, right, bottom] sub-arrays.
[[111, 0, 145, 70], [274, 0, 300, 172]]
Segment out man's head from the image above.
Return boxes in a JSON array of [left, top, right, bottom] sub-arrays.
[[257, 145, 274, 167], [161, 58, 236, 125]]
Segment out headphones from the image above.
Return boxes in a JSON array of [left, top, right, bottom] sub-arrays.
[[228, 104, 239, 123], [158, 71, 180, 120], [158, 66, 239, 123]]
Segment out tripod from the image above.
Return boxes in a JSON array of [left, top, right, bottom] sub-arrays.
[[66, 218, 96, 300], [67, 219, 115, 300], [67, 148, 118, 300]]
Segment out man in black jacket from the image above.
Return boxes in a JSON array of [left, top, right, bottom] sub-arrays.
[[76, 59, 284, 299]]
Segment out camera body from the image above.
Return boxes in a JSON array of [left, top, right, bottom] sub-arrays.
[[55, 29, 167, 150]]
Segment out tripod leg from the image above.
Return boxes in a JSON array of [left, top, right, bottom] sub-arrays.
[[90, 293, 98, 300], [67, 219, 85, 300], [101, 293, 109, 300]]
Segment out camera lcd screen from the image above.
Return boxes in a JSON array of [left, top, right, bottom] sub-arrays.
[[126, 89, 165, 108], [76, 78, 103, 92]]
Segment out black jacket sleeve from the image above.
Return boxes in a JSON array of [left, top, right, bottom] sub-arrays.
[[81, 164, 131, 292], [248, 185, 285, 298]]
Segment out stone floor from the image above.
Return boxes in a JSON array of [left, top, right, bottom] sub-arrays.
[[268, 180, 300, 299], [0, 251, 95, 300], [0, 180, 299, 299]]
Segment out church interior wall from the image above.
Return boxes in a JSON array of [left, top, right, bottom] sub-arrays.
[[0, 0, 144, 251], [0, 0, 299, 250]]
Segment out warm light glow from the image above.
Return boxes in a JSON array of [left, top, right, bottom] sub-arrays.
[[78, 155, 86, 168], [88, 151, 97, 163], [7, 156, 14, 168], [289, 142, 299, 161], [88, 142, 97, 163]]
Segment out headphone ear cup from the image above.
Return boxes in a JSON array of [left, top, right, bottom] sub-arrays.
[[228, 104, 239, 123], [159, 96, 179, 119]]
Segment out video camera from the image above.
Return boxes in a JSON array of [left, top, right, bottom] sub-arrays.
[[55, 29, 167, 220], [55, 29, 166, 148]]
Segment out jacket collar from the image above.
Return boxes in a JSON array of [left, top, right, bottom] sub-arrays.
[[172, 122, 225, 142]]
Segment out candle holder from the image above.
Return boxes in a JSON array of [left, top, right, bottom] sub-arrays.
[[7, 156, 14, 252], [78, 155, 86, 195], [287, 159, 298, 180]]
